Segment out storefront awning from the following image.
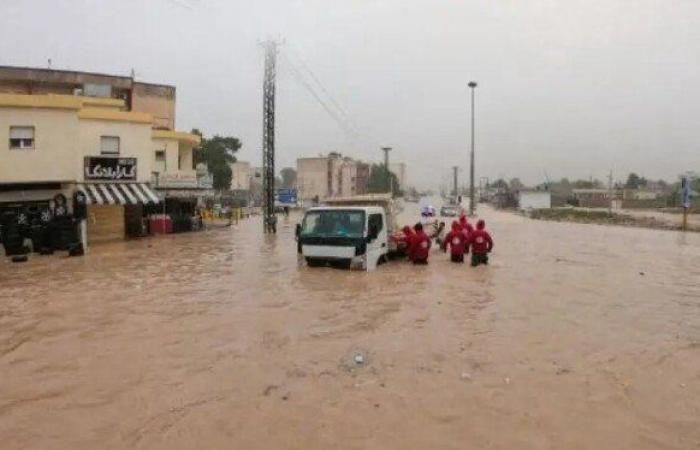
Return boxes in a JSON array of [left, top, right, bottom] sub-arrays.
[[77, 183, 160, 205]]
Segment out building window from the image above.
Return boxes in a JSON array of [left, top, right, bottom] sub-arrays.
[[100, 136, 120, 155], [9, 126, 35, 150]]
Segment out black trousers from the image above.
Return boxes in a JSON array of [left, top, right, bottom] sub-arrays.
[[450, 254, 464, 263], [471, 252, 489, 266]]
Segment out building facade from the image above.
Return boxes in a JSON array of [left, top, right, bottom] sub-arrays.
[[296, 153, 369, 203], [230, 161, 251, 191], [0, 66, 200, 245], [389, 162, 407, 190]]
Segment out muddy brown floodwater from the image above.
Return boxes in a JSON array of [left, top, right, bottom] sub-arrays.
[[2, 205, 700, 449]]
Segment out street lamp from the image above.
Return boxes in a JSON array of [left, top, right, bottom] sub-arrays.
[[468, 81, 477, 216]]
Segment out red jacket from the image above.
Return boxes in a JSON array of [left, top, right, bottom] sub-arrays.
[[443, 221, 468, 256], [467, 229, 493, 254], [459, 215, 474, 235], [409, 230, 431, 261]]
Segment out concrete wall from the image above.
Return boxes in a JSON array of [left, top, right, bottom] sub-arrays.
[[230, 161, 251, 191], [131, 83, 175, 130], [178, 142, 193, 171], [621, 198, 668, 209], [0, 106, 79, 183], [297, 158, 330, 201], [152, 137, 180, 175], [518, 191, 551, 210], [78, 119, 154, 182]]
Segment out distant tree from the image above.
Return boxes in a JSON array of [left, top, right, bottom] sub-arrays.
[[491, 178, 509, 190], [509, 178, 525, 191], [193, 131, 241, 191], [280, 167, 297, 189], [367, 164, 400, 195], [548, 178, 572, 196], [572, 179, 602, 189], [654, 179, 669, 192], [625, 173, 648, 189]]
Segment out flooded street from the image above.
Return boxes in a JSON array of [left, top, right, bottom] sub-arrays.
[[2, 205, 700, 449]]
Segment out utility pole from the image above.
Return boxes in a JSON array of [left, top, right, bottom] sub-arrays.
[[261, 40, 279, 233], [382, 147, 392, 194], [468, 81, 477, 216], [452, 166, 458, 198], [607, 170, 613, 215]]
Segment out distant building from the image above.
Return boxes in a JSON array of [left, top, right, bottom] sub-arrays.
[[518, 190, 551, 210], [571, 189, 616, 208], [230, 161, 251, 191], [296, 153, 368, 203], [622, 189, 658, 200], [389, 162, 407, 189]]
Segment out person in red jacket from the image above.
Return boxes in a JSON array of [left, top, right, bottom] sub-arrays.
[[467, 219, 493, 266], [398, 225, 414, 257], [459, 213, 474, 235], [408, 222, 431, 264], [442, 220, 468, 263]]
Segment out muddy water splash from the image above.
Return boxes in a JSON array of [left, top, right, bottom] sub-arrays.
[[2, 206, 700, 449]]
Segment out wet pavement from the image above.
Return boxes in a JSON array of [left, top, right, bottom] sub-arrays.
[[2, 205, 700, 449]]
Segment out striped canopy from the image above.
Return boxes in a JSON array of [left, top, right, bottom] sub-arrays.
[[77, 183, 160, 205]]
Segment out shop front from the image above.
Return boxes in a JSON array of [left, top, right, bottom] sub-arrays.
[[152, 169, 214, 233], [79, 156, 159, 244]]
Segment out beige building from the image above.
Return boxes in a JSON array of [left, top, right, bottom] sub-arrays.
[[0, 66, 200, 245], [296, 153, 369, 203], [230, 161, 251, 191]]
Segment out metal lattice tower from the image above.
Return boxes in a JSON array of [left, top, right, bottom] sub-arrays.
[[262, 41, 278, 233]]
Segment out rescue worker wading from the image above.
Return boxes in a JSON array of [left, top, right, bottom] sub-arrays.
[[442, 220, 468, 263], [399, 225, 414, 258], [459, 213, 474, 235], [466, 219, 493, 267], [408, 222, 431, 265]]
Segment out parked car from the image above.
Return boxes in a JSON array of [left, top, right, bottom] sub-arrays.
[[440, 205, 460, 217]]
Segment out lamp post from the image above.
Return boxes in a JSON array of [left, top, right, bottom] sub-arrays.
[[468, 81, 477, 216]]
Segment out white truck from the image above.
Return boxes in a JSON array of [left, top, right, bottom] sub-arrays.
[[295, 194, 400, 271]]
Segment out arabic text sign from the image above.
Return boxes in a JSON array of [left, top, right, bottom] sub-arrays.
[[84, 157, 137, 181]]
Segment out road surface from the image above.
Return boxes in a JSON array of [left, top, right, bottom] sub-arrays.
[[1, 205, 700, 449]]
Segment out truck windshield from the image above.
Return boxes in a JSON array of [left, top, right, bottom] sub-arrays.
[[301, 210, 365, 238]]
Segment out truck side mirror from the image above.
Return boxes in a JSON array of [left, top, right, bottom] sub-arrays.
[[295, 224, 301, 240]]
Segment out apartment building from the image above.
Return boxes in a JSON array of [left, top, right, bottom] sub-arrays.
[[296, 153, 368, 203], [0, 66, 200, 244]]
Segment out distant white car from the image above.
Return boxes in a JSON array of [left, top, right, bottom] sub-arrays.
[[420, 205, 436, 217], [440, 205, 460, 217]]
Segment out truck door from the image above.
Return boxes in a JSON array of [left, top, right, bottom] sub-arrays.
[[366, 212, 386, 271]]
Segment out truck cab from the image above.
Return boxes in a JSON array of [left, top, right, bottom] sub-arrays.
[[296, 205, 388, 271]]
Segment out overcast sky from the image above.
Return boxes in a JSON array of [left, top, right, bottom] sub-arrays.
[[1, 0, 699, 189]]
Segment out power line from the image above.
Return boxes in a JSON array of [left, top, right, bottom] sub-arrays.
[[279, 52, 359, 140], [287, 46, 353, 123]]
